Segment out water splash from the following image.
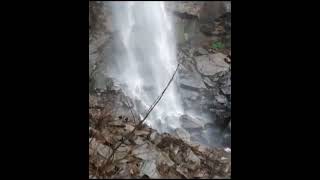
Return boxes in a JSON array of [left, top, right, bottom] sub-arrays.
[[110, 1, 183, 132]]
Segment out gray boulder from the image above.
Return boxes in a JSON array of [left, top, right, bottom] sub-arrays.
[[195, 53, 229, 76], [180, 114, 204, 129], [178, 61, 206, 90]]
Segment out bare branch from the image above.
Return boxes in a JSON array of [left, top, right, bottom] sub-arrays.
[[101, 62, 181, 169]]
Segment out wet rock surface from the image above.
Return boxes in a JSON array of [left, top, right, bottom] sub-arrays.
[[89, 1, 231, 178], [176, 43, 231, 148], [195, 53, 230, 76], [89, 93, 231, 178]]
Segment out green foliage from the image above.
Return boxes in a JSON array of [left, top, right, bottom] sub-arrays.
[[212, 41, 225, 49]]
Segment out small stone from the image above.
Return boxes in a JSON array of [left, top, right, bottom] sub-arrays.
[[140, 160, 161, 178], [179, 62, 207, 89], [150, 131, 158, 142], [135, 129, 150, 136], [125, 124, 135, 132], [197, 47, 208, 55], [134, 136, 145, 145], [158, 151, 175, 166], [221, 85, 231, 95], [185, 148, 201, 170], [221, 157, 228, 160], [90, 139, 113, 158], [176, 165, 189, 178], [132, 143, 158, 160], [203, 77, 216, 88], [174, 128, 191, 142], [114, 147, 129, 161], [216, 94, 227, 104]]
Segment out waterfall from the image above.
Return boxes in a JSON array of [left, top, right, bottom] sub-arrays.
[[110, 1, 183, 132]]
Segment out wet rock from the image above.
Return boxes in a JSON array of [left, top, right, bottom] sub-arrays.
[[204, 127, 225, 147], [200, 24, 214, 36], [121, 95, 134, 108], [132, 143, 157, 160], [116, 163, 137, 178], [216, 93, 228, 104], [195, 47, 209, 55], [89, 175, 98, 179], [89, 68, 231, 179], [135, 141, 175, 167], [108, 121, 123, 126], [195, 53, 229, 76], [185, 148, 201, 170], [209, 53, 230, 67], [115, 144, 131, 159], [222, 133, 231, 148], [190, 131, 209, 146], [179, 62, 206, 90], [151, 133, 162, 146], [176, 165, 190, 178], [193, 169, 210, 178], [158, 151, 175, 167], [134, 136, 145, 145], [174, 128, 191, 142], [140, 160, 161, 178], [166, 1, 204, 17], [194, 55, 210, 73], [150, 131, 159, 142], [180, 114, 204, 129], [218, 71, 231, 95], [90, 138, 113, 159], [221, 85, 231, 95], [125, 124, 135, 132], [170, 143, 180, 156], [197, 2, 229, 37], [203, 77, 216, 88], [89, 1, 110, 34]]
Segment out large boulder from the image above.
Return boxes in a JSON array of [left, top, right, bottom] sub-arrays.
[[178, 63, 207, 90], [179, 114, 204, 129], [165, 1, 204, 17], [174, 128, 191, 143], [195, 53, 230, 76]]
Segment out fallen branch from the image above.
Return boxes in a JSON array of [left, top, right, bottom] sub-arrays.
[[139, 63, 181, 126], [100, 62, 181, 171]]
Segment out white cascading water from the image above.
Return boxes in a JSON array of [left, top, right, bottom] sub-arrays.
[[110, 1, 183, 132]]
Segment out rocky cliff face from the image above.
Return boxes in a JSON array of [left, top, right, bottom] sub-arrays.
[[167, 1, 231, 147], [89, 2, 231, 178], [89, 0, 231, 148]]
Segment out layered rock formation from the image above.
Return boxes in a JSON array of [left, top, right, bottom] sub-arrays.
[[89, 1, 231, 178]]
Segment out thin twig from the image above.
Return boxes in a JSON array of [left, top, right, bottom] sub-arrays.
[[102, 62, 181, 167]]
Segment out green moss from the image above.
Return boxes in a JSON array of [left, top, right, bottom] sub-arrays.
[[212, 41, 225, 49]]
